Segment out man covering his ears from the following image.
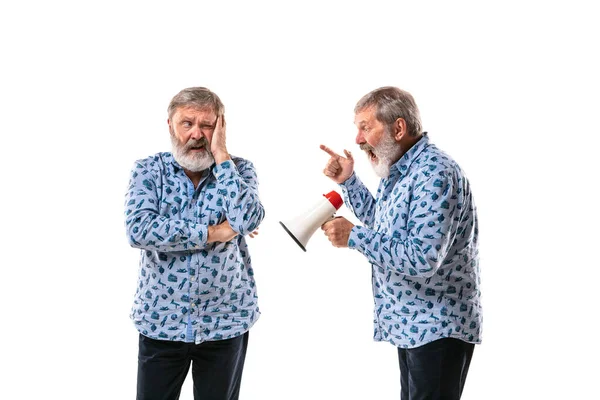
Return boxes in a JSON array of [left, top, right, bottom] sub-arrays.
[[124, 87, 264, 400]]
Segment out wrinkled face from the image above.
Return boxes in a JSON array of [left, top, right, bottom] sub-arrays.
[[354, 107, 402, 178], [169, 106, 216, 172]]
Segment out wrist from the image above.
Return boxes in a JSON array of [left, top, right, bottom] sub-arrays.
[[207, 225, 217, 243], [337, 171, 355, 185], [213, 150, 231, 165]]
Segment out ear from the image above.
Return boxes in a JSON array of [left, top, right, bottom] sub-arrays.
[[167, 118, 172, 129], [393, 118, 408, 141]]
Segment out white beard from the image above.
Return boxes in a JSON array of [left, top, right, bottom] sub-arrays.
[[366, 133, 402, 178], [170, 134, 215, 172]]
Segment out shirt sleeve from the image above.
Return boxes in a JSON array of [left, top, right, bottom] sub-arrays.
[[212, 159, 265, 235], [339, 173, 377, 229], [348, 172, 462, 278], [124, 161, 209, 252]]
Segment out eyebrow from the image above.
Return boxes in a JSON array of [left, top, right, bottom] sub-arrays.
[[178, 117, 216, 126], [202, 117, 218, 125]]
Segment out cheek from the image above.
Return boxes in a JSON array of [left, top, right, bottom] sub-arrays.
[[172, 128, 190, 145], [175, 127, 190, 140], [362, 134, 375, 148], [367, 131, 384, 148]]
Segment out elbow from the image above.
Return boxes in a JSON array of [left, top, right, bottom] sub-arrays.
[[418, 267, 438, 279], [126, 225, 144, 249], [401, 251, 442, 279], [414, 256, 444, 279], [128, 234, 143, 249], [231, 203, 265, 235], [125, 217, 146, 249]]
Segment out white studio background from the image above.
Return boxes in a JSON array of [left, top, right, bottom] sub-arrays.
[[1, 1, 598, 399]]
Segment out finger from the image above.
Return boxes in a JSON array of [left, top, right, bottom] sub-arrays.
[[343, 149, 353, 161], [327, 158, 341, 169], [324, 164, 340, 175], [323, 168, 336, 177], [320, 144, 340, 158]]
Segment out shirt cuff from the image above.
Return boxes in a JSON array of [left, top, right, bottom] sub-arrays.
[[196, 224, 209, 248], [338, 172, 357, 189], [339, 172, 361, 207], [348, 225, 368, 250], [212, 160, 237, 182]]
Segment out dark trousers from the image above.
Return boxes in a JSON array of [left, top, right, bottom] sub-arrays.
[[397, 338, 475, 400], [137, 332, 249, 400]]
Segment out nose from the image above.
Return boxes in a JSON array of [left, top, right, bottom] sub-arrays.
[[355, 130, 365, 145], [189, 126, 204, 140]]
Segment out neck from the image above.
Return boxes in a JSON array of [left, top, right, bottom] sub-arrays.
[[184, 169, 206, 188], [397, 134, 423, 160]]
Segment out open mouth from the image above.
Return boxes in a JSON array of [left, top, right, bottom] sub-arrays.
[[366, 149, 377, 162], [188, 145, 205, 152]]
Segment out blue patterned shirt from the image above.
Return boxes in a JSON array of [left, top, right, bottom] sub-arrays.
[[124, 153, 264, 344], [341, 134, 482, 348]]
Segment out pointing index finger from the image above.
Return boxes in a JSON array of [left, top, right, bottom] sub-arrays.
[[320, 144, 340, 159]]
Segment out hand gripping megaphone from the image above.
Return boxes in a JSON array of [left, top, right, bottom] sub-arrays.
[[279, 191, 344, 251]]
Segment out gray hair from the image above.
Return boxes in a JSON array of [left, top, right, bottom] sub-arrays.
[[354, 87, 422, 137], [167, 87, 224, 119]]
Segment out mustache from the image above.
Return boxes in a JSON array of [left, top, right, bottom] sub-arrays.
[[360, 143, 375, 152], [183, 137, 210, 151]]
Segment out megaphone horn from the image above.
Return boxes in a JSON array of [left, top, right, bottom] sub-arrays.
[[279, 191, 344, 251]]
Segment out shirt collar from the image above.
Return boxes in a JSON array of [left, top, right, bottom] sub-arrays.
[[166, 152, 183, 172], [392, 132, 430, 178]]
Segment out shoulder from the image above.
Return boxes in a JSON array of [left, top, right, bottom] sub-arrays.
[[132, 152, 172, 167], [130, 152, 173, 177], [413, 143, 466, 185], [230, 155, 258, 172]]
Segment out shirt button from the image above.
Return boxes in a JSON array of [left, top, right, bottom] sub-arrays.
[[190, 276, 196, 281]]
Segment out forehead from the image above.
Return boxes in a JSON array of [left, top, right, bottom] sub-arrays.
[[354, 107, 377, 126], [173, 106, 216, 121]]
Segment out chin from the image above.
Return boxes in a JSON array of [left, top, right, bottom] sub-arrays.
[[175, 152, 214, 172], [372, 162, 392, 178]]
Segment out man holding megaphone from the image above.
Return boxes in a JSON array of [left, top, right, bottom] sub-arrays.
[[320, 87, 482, 400]]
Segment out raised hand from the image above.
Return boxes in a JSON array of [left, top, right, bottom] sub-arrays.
[[211, 115, 230, 164], [320, 144, 354, 184]]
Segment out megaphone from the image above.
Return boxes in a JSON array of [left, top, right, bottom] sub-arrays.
[[279, 191, 344, 251]]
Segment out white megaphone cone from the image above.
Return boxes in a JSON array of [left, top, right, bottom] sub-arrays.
[[279, 191, 344, 251]]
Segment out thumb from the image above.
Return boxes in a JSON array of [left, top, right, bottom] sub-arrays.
[[343, 149, 354, 161]]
